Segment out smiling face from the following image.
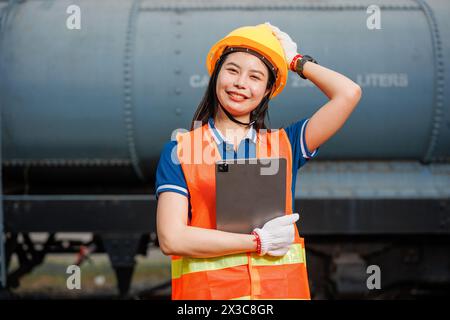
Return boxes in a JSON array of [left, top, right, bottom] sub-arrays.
[[216, 51, 272, 117]]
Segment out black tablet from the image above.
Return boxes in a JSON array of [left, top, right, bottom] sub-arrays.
[[215, 158, 287, 233]]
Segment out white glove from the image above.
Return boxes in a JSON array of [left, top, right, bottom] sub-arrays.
[[253, 213, 299, 256], [265, 22, 299, 71]]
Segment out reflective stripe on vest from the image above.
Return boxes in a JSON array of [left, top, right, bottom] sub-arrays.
[[172, 243, 305, 279]]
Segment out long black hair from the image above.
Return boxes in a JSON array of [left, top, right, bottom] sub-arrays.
[[190, 47, 276, 132]]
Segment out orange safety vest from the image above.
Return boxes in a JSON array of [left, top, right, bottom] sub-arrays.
[[172, 123, 311, 300]]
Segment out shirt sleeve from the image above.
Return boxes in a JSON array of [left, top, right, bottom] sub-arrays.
[[155, 140, 189, 199], [284, 117, 320, 169]]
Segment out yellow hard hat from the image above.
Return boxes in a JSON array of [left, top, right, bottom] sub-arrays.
[[206, 23, 288, 99]]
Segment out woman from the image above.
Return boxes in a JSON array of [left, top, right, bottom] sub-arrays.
[[155, 23, 361, 300]]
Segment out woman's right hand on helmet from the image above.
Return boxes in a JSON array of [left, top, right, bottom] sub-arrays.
[[253, 213, 299, 256]]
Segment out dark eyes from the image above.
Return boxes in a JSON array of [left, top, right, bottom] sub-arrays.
[[227, 68, 261, 80]]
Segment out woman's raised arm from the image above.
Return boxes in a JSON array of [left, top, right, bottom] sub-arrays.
[[265, 22, 362, 152], [302, 62, 362, 152]]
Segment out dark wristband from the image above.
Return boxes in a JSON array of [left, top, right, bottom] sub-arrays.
[[296, 55, 318, 79]]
